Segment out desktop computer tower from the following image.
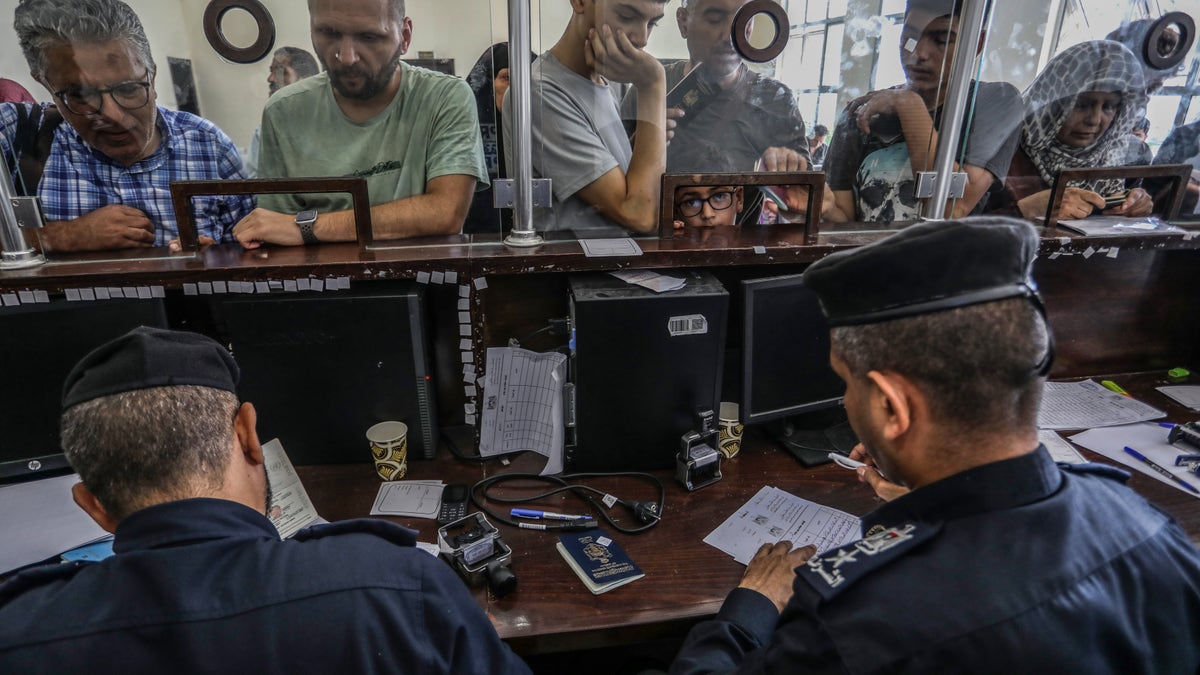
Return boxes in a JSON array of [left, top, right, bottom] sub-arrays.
[[217, 283, 438, 465], [566, 271, 728, 471]]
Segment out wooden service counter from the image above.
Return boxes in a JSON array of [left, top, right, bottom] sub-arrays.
[[2, 221, 1199, 428]]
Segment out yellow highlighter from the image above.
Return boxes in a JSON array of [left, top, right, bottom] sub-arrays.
[[1100, 380, 1131, 397]]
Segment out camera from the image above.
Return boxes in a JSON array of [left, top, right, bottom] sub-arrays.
[[438, 512, 517, 597], [676, 408, 722, 491]]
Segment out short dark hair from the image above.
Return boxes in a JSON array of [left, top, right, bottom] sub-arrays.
[[831, 298, 1048, 434], [812, 124, 829, 137], [15, 0, 156, 79], [60, 386, 239, 521], [275, 46, 319, 78], [308, 0, 404, 24]]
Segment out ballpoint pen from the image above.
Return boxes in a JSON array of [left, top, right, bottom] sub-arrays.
[[1124, 446, 1200, 494], [829, 452, 867, 470], [511, 508, 590, 521]]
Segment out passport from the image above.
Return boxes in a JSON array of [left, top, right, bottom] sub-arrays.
[[556, 529, 644, 594]]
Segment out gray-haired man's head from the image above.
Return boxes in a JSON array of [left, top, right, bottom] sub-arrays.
[[14, 0, 154, 79]]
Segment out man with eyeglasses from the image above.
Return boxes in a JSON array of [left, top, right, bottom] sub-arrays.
[[0, 0, 253, 253]]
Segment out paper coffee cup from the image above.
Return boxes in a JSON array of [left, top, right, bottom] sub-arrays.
[[718, 402, 743, 459], [367, 421, 408, 481]]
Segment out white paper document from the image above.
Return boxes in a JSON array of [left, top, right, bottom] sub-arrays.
[[578, 238, 644, 257], [370, 480, 445, 518], [1069, 423, 1200, 499], [1037, 379, 1165, 430], [479, 347, 567, 475], [1157, 386, 1200, 411], [264, 438, 324, 539], [0, 473, 111, 575], [609, 270, 687, 293], [1038, 430, 1087, 464], [704, 486, 861, 565]]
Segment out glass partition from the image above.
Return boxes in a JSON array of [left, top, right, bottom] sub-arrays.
[[0, 0, 504, 259], [967, 0, 1199, 221], [4, 0, 1195, 262]]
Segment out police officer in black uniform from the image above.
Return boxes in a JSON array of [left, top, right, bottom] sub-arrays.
[[670, 218, 1200, 674], [0, 327, 532, 674]]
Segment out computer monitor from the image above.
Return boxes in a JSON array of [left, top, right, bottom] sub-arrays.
[[217, 284, 438, 466], [741, 274, 856, 464], [0, 298, 168, 482]]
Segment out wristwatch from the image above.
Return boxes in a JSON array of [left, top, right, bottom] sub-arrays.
[[295, 210, 319, 245]]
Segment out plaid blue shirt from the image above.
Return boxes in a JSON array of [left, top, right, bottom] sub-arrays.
[[1, 103, 254, 246]]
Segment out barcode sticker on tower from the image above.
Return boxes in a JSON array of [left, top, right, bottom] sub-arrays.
[[668, 315, 708, 337]]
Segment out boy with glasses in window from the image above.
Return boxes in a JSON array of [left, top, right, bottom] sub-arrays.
[[0, 0, 253, 253]]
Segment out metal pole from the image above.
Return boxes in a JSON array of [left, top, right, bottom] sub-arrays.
[[922, 0, 990, 221], [0, 154, 44, 269], [503, 0, 543, 247]]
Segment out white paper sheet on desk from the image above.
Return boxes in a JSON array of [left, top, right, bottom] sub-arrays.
[[1038, 430, 1087, 464], [1037, 380, 1165, 430], [479, 347, 566, 475], [1157, 386, 1200, 411], [264, 438, 324, 539], [371, 480, 445, 518], [0, 473, 111, 575], [704, 486, 861, 565], [1069, 423, 1200, 499]]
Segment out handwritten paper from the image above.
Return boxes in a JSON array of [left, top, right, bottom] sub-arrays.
[[479, 347, 567, 475], [704, 486, 861, 564], [370, 480, 445, 518]]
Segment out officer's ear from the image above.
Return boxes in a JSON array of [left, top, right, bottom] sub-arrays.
[[233, 402, 265, 468], [866, 370, 913, 442], [72, 482, 118, 534]]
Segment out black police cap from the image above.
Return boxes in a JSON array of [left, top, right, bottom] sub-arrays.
[[62, 326, 239, 409], [802, 217, 1041, 327]]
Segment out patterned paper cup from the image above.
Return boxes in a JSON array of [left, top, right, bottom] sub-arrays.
[[718, 402, 743, 459], [367, 421, 408, 481]]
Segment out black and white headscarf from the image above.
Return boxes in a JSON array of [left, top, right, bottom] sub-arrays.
[[1020, 40, 1148, 195]]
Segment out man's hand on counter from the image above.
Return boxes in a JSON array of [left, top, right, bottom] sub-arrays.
[[232, 208, 303, 249]]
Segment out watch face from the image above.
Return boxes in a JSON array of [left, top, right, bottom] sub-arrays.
[[296, 210, 318, 225]]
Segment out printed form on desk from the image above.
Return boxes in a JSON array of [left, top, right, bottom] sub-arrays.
[[1037, 380, 1165, 430], [704, 486, 861, 564], [479, 347, 567, 475]]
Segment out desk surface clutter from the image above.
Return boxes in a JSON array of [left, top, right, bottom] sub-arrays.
[[292, 370, 1200, 655]]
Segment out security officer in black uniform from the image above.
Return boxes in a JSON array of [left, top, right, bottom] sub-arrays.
[[0, 327, 532, 674], [670, 218, 1200, 674]]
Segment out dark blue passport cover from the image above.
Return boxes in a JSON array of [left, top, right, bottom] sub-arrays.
[[556, 529, 644, 594]]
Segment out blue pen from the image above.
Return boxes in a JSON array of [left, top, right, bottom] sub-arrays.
[[510, 508, 589, 521], [1159, 422, 1177, 429], [1123, 446, 1200, 494]]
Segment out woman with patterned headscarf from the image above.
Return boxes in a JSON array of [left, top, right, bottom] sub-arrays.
[[989, 40, 1153, 220]]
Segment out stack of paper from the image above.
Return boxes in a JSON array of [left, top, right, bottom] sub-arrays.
[[369, 480, 446, 518], [1157, 386, 1200, 411], [1037, 380, 1165, 430], [609, 270, 686, 293]]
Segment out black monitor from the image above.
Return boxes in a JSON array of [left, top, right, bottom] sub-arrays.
[[217, 284, 438, 466], [741, 274, 856, 464], [0, 298, 168, 482]]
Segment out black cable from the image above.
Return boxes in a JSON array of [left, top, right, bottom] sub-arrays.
[[470, 472, 665, 535]]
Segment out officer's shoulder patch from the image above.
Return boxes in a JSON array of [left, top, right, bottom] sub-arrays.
[[798, 523, 940, 601], [292, 518, 418, 548], [1060, 461, 1130, 484]]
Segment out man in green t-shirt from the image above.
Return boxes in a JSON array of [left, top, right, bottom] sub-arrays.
[[233, 0, 488, 247]]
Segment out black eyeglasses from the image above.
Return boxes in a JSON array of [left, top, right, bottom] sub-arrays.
[[53, 80, 151, 116], [677, 190, 736, 218]]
